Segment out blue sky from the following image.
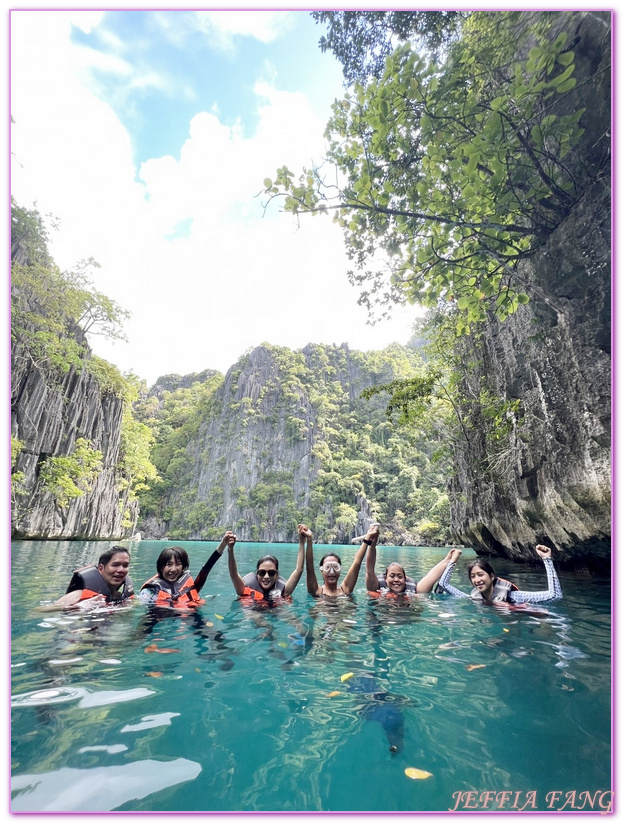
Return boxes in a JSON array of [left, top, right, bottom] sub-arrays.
[[10, 9, 420, 384], [69, 11, 337, 169]]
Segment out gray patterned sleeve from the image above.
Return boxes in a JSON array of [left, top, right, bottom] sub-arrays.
[[437, 562, 470, 598], [508, 557, 562, 604]]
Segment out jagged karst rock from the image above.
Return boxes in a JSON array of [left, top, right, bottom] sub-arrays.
[[449, 12, 611, 569], [138, 342, 422, 544], [11, 317, 137, 541]]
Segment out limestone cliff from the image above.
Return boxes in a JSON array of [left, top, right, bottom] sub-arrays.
[[10, 218, 139, 540], [11, 332, 139, 539], [137, 342, 447, 544], [449, 11, 611, 569]]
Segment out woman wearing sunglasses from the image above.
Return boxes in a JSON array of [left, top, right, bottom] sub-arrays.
[[227, 523, 308, 602], [305, 524, 379, 597]]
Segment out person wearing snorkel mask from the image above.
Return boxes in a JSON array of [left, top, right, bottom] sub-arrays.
[[227, 523, 308, 601], [305, 524, 379, 597]]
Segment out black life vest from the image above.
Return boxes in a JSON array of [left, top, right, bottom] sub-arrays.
[[66, 565, 134, 603], [140, 571, 204, 607], [470, 576, 518, 603], [242, 571, 287, 601]]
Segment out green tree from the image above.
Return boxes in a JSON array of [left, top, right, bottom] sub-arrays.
[[39, 437, 103, 508], [265, 12, 589, 332], [312, 10, 463, 84]]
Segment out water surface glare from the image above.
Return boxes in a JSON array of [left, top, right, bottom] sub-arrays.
[[11, 540, 611, 812]]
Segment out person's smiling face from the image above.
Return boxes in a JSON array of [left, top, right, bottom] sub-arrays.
[[256, 561, 278, 590], [469, 566, 495, 598], [385, 563, 406, 593], [98, 552, 130, 589], [161, 556, 183, 584]]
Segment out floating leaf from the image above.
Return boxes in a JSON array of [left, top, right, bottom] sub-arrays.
[[205, 621, 214, 627], [340, 672, 354, 682], [466, 664, 486, 671], [327, 691, 341, 698], [278, 642, 287, 648], [215, 614, 224, 620], [503, 628, 510, 633], [405, 767, 433, 780]]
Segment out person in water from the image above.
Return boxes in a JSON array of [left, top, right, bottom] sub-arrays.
[[437, 544, 562, 603], [306, 523, 378, 597], [42, 547, 134, 610], [140, 531, 236, 608], [227, 524, 307, 601], [366, 538, 463, 595]]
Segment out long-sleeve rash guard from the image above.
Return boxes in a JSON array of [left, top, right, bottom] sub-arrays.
[[437, 557, 562, 604]]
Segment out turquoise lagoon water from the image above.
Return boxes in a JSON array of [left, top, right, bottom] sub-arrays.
[[11, 539, 612, 813]]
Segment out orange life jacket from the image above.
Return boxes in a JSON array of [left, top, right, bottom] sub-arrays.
[[140, 572, 204, 607]]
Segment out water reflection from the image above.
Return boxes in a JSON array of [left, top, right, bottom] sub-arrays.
[[11, 758, 202, 811], [10, 540, 611, 812]]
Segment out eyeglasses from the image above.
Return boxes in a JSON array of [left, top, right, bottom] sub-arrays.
[[321, 562, 341, 574], [257, 569, 277, 579]]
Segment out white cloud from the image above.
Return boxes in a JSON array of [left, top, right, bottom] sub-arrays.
[[11, 11, 419, 386], [194, 10, 295, 52]]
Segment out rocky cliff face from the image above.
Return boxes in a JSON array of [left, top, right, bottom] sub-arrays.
[[139, 343, 429, 544], [449, 12, 611, 569], [11, 313, 138, 540]]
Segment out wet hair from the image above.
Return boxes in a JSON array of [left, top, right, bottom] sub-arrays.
[[256, 554, 279, 570], [467, 558, 496, 579], [98, 546, 130, 566], [385, 562, 406, 577], [319, 552, 342, 567], [156, 547, 190, 577]]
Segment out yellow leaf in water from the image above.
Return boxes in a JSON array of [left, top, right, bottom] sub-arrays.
[[278, 642, 287, 648], [405, 768, 433, 780], [215, 614, 224, 620], [503, 628, 509, 632], [466, 664, 486, 671], [327, 691, 341, 698], [340, 672, 354, 682]]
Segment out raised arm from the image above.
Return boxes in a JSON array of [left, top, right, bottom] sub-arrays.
[[416, 548, 463, 594], [227, 540, 246, 597], [194, 531, 235, 594], [305, 529, 322, 597], [284, 524, 308, 596], [365, 536, 380, 592], [509, 544, 562, 604], [436, 560, 469, 598], [342, 525, 378, 595]]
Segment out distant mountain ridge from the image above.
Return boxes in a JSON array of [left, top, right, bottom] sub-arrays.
[[136, 341, 451, 545]]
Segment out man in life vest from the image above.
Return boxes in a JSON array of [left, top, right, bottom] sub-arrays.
[[41, 547, 133, 610]]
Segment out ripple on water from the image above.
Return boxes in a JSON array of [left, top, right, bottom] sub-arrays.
[[11, 758, 202, 812], [11, 686, 156, 709]]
